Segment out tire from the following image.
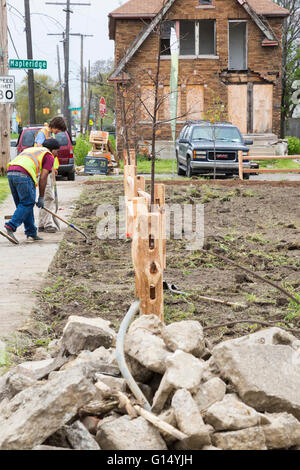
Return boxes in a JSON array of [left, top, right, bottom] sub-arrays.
[[67, 171, 75, 181], [177, 157, 185, 176], [243, 174, 250, 180], [186, 158, 193, 178]]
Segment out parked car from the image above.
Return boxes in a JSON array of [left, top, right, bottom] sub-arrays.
[[176, 120, 258, 179], [15, 126, 76, 180]]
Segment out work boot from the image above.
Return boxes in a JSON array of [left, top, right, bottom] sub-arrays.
[[4, 224, 19, 244], [27, 234, 43, 241]]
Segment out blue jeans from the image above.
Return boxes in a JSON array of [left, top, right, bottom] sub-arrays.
[[7, 172, 37, 237]]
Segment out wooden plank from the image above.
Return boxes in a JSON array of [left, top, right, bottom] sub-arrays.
[[242, 156, 300, 160], [243, 168, 300, 173], [228, 85, 248, 134], [154, 184, 166, 269], [238, 151, 244, 181], [136, 175, 145, 192], [253, 84, 273, 134], [186, 85, 204, 121]]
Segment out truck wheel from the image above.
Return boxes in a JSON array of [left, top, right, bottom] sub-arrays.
[[67, 171, 75, 181], [186, 158, 193, 178], [177, 158, 185, 176]]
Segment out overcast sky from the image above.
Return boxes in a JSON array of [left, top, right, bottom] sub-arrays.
[[7, 0, 124, 106]]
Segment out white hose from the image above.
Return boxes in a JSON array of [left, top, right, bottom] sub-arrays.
[[116, 300, 151, 411]]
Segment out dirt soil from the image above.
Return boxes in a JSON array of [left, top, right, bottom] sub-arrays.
[[16, 180, 300, 359]]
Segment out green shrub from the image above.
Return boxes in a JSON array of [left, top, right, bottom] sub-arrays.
[[74, 134, 92, 166], [109, 135, 116, 152], [286, 136, 300, 155]]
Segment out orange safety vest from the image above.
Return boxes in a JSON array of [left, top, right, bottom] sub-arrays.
[[34, 126, 53, 146]]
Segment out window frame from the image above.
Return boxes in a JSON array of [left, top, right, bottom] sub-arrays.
[[228, 20, 248, 71], [160, 19, 218, 59]]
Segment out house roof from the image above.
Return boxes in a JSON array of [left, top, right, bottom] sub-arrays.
[[108, 0, 289, 80], [109, 0, 289, 37]]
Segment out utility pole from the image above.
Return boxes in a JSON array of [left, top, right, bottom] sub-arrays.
[[45, 1, 91, 137], [70, 33, 93, 134], [56, 44, 63, 114], [0, 0, 10, 175], [24, 0, 36, 125]]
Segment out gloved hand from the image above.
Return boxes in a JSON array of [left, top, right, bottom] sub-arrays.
[[36, 197, 45, 209]]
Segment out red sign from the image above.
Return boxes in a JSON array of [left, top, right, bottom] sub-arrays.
[[99, 97, 106, 118]]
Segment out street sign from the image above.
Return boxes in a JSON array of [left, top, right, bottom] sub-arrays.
[[0, 76, 15, 104], [100, 97, 106, 118], [9, 59, 47, 70], [68, 106, 82, 111], [89, 119, 94, 126]]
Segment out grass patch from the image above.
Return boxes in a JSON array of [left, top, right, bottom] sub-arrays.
[[0, 177, 9, 205], [120, 156, 175, 174], [259, 158, 299, 170]]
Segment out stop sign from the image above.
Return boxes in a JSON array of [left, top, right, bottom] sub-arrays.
[[99, 97, 106, 118]]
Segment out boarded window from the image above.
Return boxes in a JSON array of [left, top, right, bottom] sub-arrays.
[[199, 20, 215, 55], [186, 85, 204, 120], [141, 86, 155, 121], [180, 21, 195, 55], [228, 21, 247, 70]]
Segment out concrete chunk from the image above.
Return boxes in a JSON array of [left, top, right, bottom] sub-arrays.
[[62, 316, 116, 355], [194, 377, 226, 412], [161, 320, 205, 357], [152, 351, 205, 413], [262, 412, 300, 449], [0, 365, 97, 450], [204, 394, 262, 431], [212, 426, 267, 450], [63, 421, 100, 450], [96, 415, 167, 450], [125, 315, 171, 374], [212, 340, 300, 419]]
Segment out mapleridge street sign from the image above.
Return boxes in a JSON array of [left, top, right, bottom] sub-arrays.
[[9, 59, 47, 70], [0, 76, 15, 104]]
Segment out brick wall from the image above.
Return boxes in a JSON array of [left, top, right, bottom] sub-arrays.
[[112, 0, 283, 157]]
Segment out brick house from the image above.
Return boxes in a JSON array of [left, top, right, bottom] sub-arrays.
[[108, 0, 289, 157]]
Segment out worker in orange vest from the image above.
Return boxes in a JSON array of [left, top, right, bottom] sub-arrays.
[[35, 117, 67, 233]]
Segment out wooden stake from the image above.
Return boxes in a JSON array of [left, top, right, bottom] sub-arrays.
[[132, 212, 164, 320], [238, 151, 243, 181]]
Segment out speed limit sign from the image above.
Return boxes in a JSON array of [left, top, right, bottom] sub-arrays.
[[0, 76, 15, 104]]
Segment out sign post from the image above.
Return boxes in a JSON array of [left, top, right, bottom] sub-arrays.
[[99, 96, 106, 131]]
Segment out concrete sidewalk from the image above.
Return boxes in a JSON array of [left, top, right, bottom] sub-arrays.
[[0, 180, 84, 342]]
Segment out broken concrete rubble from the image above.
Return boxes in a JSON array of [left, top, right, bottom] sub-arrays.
[[61, 315, 116, 355], [212, 341, 300, 419], [161, 320, 205, 357], [152, 351, 206, 413], [1, 316, 300, 451], [0, 364, 97, 450], [96, 415, 167, 450]]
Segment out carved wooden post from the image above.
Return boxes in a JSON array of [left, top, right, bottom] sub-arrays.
[[132, 211, 164, 321]]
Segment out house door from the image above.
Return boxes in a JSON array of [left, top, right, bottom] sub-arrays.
[[227, 85, 248, 134], [253, 84, 273, 133]]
